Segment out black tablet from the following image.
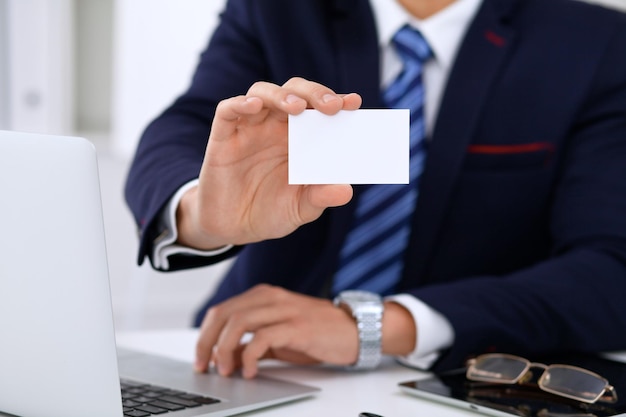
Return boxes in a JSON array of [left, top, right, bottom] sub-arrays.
[[400, 353, 626, 417]]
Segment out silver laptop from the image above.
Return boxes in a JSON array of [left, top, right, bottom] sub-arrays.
[[0, 130, 319, 417]]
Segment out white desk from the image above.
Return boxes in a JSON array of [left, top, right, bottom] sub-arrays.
[[116, 329, 477, 417], [117, 329, 626, 417]]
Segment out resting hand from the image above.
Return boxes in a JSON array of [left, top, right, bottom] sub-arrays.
[[194, 284, 417, 378], [177, 77, 362, 250], [194, 284, 359, 379]]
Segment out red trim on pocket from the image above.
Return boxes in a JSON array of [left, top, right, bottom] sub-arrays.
[[484, 30, 506, 47], [467, 142, 555, 155]]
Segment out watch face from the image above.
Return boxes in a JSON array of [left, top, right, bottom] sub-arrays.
[[340, 290, 382, 303]]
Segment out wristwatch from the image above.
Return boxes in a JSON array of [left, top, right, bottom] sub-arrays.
[[333, 290, 383, 370]]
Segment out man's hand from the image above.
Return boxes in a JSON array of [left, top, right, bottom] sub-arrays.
[[194, 284, 359, 379], [194, 284, 418, 379], [176, 77, 362, 250]]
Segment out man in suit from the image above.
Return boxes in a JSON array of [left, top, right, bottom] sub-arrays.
[[125, 0, 626, 379]]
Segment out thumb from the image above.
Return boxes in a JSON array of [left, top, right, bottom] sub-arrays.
[[298, 184, 353, 224]]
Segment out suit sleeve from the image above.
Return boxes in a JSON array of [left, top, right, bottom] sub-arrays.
[[124, 0, 264, 269], [412, 18, 626, 371]]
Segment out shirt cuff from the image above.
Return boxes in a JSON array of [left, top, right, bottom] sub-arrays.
[[385, 293, 455, 370], [152, 179, 233, 270]]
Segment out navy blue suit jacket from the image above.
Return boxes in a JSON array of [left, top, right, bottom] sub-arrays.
[[125, 0, 626, 370]]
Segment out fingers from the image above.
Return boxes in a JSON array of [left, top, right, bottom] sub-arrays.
[[338, 92, 363, 110], [195, 284, 363, 380], [280, 77, 362, 114], [194, 284, 286, 373], [195, 307, 222, 373], [244, 78, 362, 117], [265, 78, 341, 115], [212, 305, 297, 376], [209, 90, 306, 142], [239, 323, 293, 379], [195, 291, 256, 373], [210, 78, 361, 143], [209, 96, 265, 142]]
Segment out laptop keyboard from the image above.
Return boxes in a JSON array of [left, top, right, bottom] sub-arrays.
[[121, 379, 220, 416]]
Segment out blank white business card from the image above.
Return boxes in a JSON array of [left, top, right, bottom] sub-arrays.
[[288, 109, 409, 184]]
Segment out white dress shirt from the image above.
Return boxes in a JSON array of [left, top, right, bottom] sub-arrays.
[[153, 0, 482, 369]]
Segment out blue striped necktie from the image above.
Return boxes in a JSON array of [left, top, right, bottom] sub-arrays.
[[332, 26, 432, 296]]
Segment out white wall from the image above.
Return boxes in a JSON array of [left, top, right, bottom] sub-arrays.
[[0, 1, 8, 128], [111, 0, 227, 157], [3, 0, 74, 135]]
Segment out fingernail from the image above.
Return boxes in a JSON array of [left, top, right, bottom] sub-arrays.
[[285, 94, 302, 104], [218, 363, 229, 376], [322, 94, 339, 103], [243, 367, 255, 379], [194, 360, 204, 373]]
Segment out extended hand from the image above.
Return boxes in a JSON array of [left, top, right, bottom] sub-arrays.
[[177, 77, 362, 250], [194, 284, 360, 379]]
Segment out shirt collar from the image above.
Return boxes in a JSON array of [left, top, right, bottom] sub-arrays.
[[369, 0, 484, 70]]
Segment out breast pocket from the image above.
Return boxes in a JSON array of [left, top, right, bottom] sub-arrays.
[[463, 142, 555, 171]]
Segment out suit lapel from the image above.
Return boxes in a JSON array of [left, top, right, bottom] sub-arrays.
[[403, 0, 519, 286], [329, 0, 382, 107]]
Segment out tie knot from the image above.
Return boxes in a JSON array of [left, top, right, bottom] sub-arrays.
[[392, 25, 433, 64]]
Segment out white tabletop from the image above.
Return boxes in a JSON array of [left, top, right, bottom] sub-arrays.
[[115, 329, 477, 417], [116, 329, 626, 417]]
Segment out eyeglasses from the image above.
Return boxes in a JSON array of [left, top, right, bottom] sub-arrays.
[[465, 354, 618, 404]]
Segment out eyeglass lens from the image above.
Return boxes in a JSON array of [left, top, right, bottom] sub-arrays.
[[468, 355, 529, 384], [541, 366, 608, 403]]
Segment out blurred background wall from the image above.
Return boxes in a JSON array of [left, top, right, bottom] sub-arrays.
[[1, 0, 624, 331]]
